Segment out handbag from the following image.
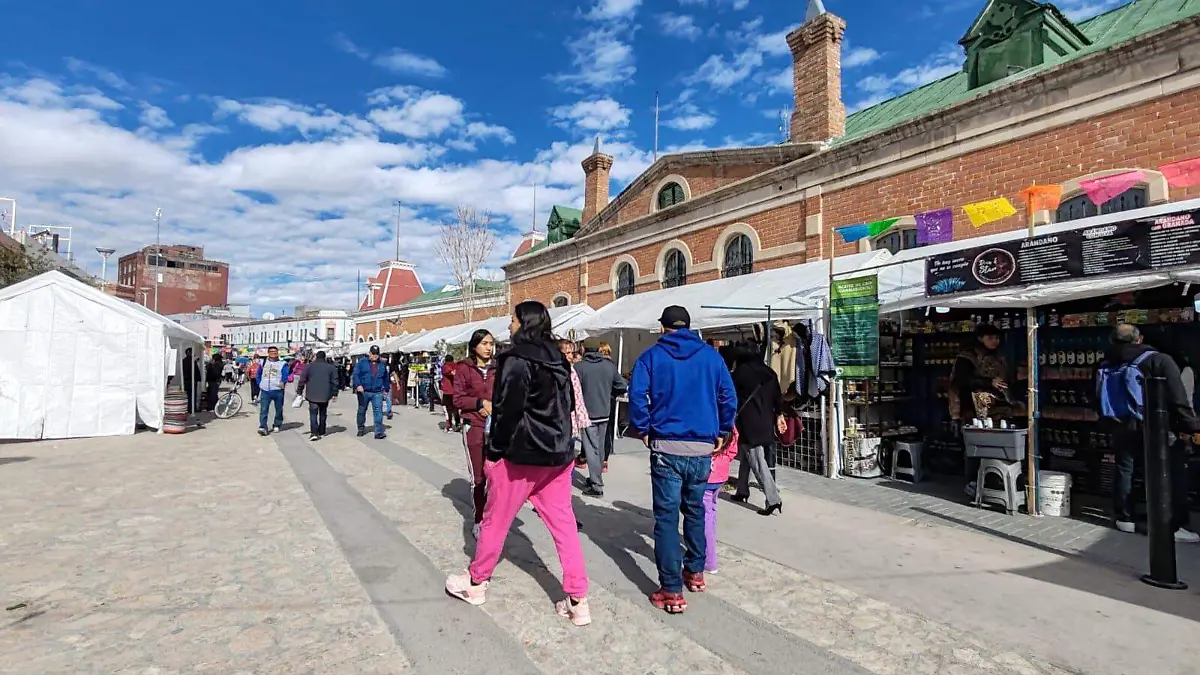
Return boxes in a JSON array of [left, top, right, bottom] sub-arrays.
[[291, 394, 305, 409]]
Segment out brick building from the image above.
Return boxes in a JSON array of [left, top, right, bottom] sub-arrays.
[[505, 0, 1200, 309], [354, 280, 508, 341], [115, 244, 229, 315]]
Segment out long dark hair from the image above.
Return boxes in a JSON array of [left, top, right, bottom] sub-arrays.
[[512, 300, 553, 344], [468, 329, 494, 361]]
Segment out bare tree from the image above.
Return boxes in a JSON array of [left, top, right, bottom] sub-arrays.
[[0, 242, 54, 290], [436, 206, 496, 321]]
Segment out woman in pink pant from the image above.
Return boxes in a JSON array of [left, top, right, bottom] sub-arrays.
[[445, 301, 591, 627]]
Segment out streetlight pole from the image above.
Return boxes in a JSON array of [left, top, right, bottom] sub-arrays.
[[0, 197, 15, 237], [394, 200, 402, 261], [153, 207, 162, 313], [96, 247, 115, 289]]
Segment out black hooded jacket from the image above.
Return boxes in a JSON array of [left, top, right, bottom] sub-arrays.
[[488, 338, 575, 466], [1102, 342, 1200, 435]]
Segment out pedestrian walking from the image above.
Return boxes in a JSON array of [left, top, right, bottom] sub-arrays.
[[441, 354, 461, 432], [381, 355, 395, 421], [730, 344, 787, 515], [296, 350, 339, 441], [204, 354, 224, 412], [352, 345, 390, 439], [629, 305, 736, 614], [453, 329, 496, 538], [704, 425, 740, 574], [446, 301, 592, 627], [573, 342, 628, 497], [255, 346, 290, 435]]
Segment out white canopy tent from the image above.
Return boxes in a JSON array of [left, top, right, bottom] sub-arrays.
[[572, 250, 891, 335], [377, 304, 599, 354], [0, 271, 206, 439], [839, 198, 1200, 312]]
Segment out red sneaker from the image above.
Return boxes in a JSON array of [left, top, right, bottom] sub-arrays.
[[649, 588, 687, 614], [602, 461, 609, 473], [683, 571, 706, 592]]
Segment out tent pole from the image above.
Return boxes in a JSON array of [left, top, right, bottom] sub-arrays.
[[1025, 205, 1040, 516], [825, 200, 838, 478], [614, 331, 625, 450]]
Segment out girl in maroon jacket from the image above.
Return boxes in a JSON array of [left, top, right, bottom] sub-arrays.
[[441, 355, 461, 433], [452, 329, 496, 537]]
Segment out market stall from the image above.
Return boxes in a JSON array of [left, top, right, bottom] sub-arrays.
[[0, 271, 206, 438]]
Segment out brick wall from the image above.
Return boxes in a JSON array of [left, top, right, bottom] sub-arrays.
[[615, 163, 776, 227], [355, 303, 508, 340], [134, 266, 229, 315]]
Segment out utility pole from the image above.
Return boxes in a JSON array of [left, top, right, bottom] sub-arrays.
[[394, 200, 402, 262], [653, 90, 660, 162], [153, 207, 162, 313], [532, 184, 538, 232]]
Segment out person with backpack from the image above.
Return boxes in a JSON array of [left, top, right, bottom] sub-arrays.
[[1096, 324, 1200, 543], [445, 302, 591, 627]]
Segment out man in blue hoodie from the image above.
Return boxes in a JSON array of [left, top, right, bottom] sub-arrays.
[[629, 305, 736, 614]]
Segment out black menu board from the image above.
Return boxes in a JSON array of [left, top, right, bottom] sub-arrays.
[[925, 208, 1200, 298]]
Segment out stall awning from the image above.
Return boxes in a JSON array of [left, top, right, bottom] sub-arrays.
[[839, 198, 1200, 312], [573, 250, 891, 334]]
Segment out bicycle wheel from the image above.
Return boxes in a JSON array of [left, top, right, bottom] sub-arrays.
[[214, 391, 243, 419]]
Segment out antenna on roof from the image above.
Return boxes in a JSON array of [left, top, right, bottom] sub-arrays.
[[653, 90, 660, 162], [532, 184, 538, 233], [779, 108, 792, 142]]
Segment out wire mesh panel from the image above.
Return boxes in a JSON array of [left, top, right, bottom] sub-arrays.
[[777, 404, 826, 476]]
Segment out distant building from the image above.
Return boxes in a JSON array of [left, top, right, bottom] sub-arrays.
[[358, 260, 424, 312], [114, 244, 229, 315], [224, 308, 355, 351], [354, 280, 507, 341], [166, 304, 253, 348]]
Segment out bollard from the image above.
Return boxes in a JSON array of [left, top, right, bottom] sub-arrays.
[[1140, 376, 1187, 590]]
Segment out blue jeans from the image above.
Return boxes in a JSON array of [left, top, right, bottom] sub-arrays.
[[356, 391, 385, 435], [650, 451, 712, 593], [258, 389, 285, 430], [383, 392, 393, 416]]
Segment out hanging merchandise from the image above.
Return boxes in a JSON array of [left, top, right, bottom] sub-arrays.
[[916, 208, 954, 245], [768, 321, 798, 394], [794, 320, 835, 403], [1079, 170, 1144, 207], [835, 224, 871, 243], [830, 276, 880, 379], [1018, 184, 1065, 212], [1159, 157, 1200, 188], [962, 197, 1016, 228], [867, 217, 901, 237]]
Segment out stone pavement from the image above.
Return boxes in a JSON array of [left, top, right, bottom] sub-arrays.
[[1, 395, 1197, 674]]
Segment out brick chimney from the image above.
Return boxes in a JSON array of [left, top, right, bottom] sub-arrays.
[[580, 136, 614, 224], [787, 0, 846, 144]]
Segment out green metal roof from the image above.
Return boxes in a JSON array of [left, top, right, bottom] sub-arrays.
[[402, 279, 505, 305], [520, 205, 583, 256], [839, 0, 1200, 144]]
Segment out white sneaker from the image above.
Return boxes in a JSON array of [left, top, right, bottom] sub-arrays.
[[273, 426, 281, 434], [471, 523, 481, 540], [1174, 528, 1200, 543], [445, 572, 488, 606], [309, 434, 319, 441], [1116, 521, 1136, 533], [554, 597, 592, 627]]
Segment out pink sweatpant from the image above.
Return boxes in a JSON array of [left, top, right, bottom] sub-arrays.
[[468, 459, 589, 598]]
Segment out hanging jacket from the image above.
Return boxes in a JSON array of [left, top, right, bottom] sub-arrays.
[[453, 360, 495, 428], [488, 338, 574, 466]]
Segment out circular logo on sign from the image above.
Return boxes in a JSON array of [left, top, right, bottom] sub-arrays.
[[184, 291, 197, 301], [972, 248, 1016, 286]]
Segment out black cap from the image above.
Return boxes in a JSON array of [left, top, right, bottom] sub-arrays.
[[659, 305, 690, 330], [369, 345, 381, 355]]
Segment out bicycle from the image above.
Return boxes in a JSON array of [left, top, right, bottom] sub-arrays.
[[214, 373, 246, 419]]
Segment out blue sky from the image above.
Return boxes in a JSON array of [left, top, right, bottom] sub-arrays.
[[0, 0, 1125, 315]]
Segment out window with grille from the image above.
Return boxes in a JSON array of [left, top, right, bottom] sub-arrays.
[[615, 263, 636, 298], [663, 249, 687, 288], [553, 295, 569, 307], [1056, 186, 1147, 223], [874, 228, 920, 255], [657, 182, 685, 210], [723, 234, 754, 278]]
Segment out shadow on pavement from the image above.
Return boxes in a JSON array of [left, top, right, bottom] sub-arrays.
[[912, 506, 1200, 622], [573, 497, 660, 595], [0, 456, 33, 466], [439, 478, 564, 602]]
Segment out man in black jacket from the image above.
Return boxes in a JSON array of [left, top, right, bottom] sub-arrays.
[[1100, 324, 1200, 542], [729, 344, 787, 514], [297, 351, 339, 441], [573, 344, 628, 496]]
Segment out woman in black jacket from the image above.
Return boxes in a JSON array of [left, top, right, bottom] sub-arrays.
[[445, 301, 592, 627]]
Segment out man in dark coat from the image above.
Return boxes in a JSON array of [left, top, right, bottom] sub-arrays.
[[297, 351, 339, 441]]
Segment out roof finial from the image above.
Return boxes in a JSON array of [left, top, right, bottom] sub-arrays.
[[592, 135, 601, 154], [805, 0, 827, 23]]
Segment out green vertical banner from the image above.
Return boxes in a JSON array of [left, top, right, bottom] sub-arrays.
[[830, 275, 879, 379]]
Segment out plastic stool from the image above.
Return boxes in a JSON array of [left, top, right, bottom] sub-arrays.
[[974, 458, 1025, 515], [891, 441, 923, 483]]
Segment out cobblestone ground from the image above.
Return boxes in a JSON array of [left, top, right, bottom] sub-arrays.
[[0, 396, 1192, 674]]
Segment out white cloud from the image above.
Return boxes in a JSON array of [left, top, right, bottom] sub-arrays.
[[686, 18, 796, 91], [552, 26, 637, 92], [658, 13, 702, 40], [663, 96, 717, 131], [331, 32, 370, 59], [372, 48, 448, 78], [139, 102, 173, 129], [850, 46, 962, 112], [549, 98, 631, 131], [678, 0, 748, 7], [464, 121, 516, 144], [215, 97, 375, 137], [843, 46, 881, 69], [368, 93, 464, 138], [1058, 0, 1124, 21], [586, 0, 642, 20], [64, 57, 132, 91]]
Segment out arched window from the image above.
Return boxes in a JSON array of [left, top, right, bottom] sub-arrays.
[[663, 249, 687, 288], [723, 234, 754, 278], [657, 182, 686, 210], [874, 228, 920, 255], [1056, 186, 1147, 223], [553, 295, 569, 307], [615, 263, 636, 299]]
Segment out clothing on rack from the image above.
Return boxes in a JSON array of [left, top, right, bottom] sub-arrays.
[[766, 322, 797, 395], [793, 320, 835, 404]]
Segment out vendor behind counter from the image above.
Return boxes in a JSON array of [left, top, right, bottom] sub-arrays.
[[949, 324, 1026, 424]]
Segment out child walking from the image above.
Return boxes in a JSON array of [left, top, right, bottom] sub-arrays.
[[703, 426, 740, 574]]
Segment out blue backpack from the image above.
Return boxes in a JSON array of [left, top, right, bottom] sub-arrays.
[[1096, 351, 1154, 421]]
